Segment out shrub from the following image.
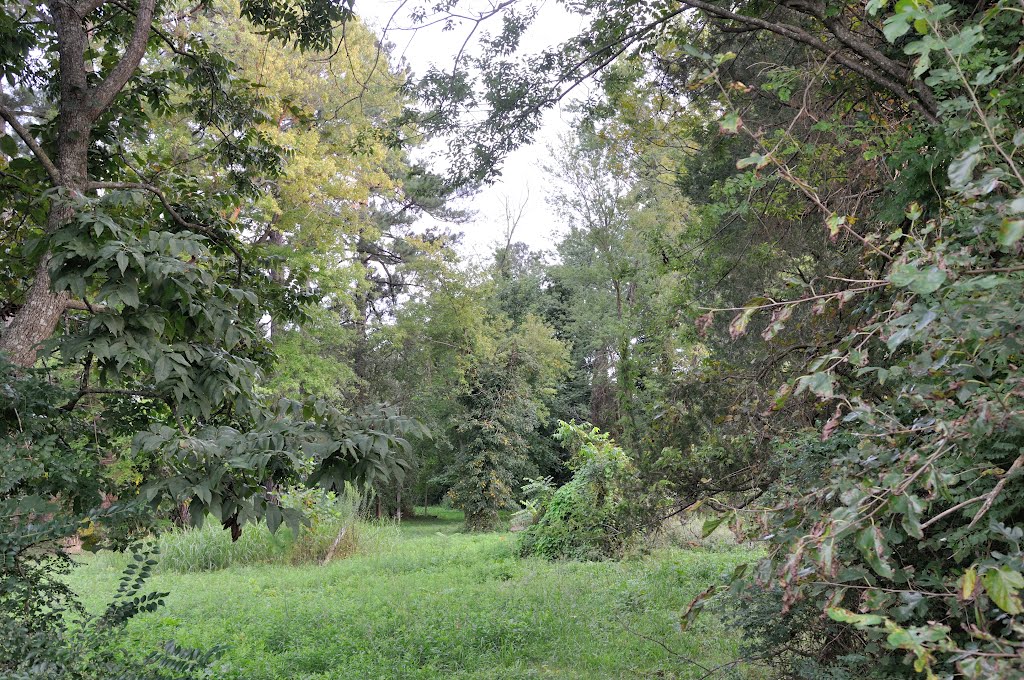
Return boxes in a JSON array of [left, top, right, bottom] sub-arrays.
[[517, 421, 642, 560]]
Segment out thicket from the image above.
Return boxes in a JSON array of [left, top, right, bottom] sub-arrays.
[[516, 421, 642, 560], [409, 0, 1024, 676]]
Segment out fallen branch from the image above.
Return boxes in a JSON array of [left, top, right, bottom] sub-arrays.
[[321, 524, 349, 565]]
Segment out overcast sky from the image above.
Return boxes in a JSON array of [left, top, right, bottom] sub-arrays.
[[358, 1, 589, 260]]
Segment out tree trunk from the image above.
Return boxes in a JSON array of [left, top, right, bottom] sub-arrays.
[[0, 0, 154, 367], [0, 256, 70, 366], [0, 2, 88, 366]]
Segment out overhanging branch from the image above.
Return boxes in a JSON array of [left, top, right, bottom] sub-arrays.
[[681, 0, 938, 123], [85, 180, 245, 280]]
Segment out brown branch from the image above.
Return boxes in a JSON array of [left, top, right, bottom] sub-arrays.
[[701, 282, 888, 313], [968, 452, 1024, 529], [920, 494, 987, 530], [0, 103, 61, 184], [61, 387, 160, 411], [964, 264, 1024, 275], [681, 0, 939, 123], [88, 0, 157, 117], [65, 299, 110, 313], [76, 0, 110, 15]]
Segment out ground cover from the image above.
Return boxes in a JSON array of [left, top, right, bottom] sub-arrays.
[[69, 510, 756, 679]]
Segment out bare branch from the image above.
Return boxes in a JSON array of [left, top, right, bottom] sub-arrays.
[[968, 452, 1024, 529], [0, 103, 61, 184]]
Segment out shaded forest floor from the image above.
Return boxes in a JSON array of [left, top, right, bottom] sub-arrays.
[[70, 510, 756, 679]]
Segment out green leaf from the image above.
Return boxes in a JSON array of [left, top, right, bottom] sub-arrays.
[[892, 494, 923, 539], [266, 503, 282, 534], [827, 607, 884, 628], [982, 566, 1024, 614], [998, 219, 1024, 247], [948, 144, 981, 190], [889, 263, 946, 295], [866, 0, 888, 15], [826, 213, 848, 238], [0, 134, 18, 157], [701, 515, 728, 538], [959, 567, 978, 601], [736, 152, 767, 169], [798, 372, 835, 399], [719, 112, 741, 134], [856, 525, 895, 579], [882, 14, 912, 42]]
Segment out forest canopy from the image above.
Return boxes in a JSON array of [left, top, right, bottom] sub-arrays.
[[2, 0, 1023, 678]]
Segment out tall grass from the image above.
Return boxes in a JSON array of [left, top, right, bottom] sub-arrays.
[[155, 490, 396, 573]]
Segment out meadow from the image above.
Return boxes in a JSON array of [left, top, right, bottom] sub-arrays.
[[69, 510, 756, 679]]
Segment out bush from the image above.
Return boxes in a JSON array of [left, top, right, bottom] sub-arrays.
[[517, 421, 643, 560]]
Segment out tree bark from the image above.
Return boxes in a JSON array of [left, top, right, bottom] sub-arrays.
[[0, 257, 70, 366], [0, 0, 156, 367]]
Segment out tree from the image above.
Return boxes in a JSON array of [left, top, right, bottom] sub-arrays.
[[444, 314, 569, 530], [0, 0, 427, 672], [402, 0, 1024, 675]]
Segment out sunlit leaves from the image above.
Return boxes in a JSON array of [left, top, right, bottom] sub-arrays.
[[998, 219, 1024, 247]]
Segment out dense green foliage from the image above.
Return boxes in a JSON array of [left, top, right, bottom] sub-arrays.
[[4, 0, 1024, 676], [517, 422, 641, 560], [405, 0, 1024, 676]]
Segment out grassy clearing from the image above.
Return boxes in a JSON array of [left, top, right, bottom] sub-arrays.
[[69, 509, 757, 679]]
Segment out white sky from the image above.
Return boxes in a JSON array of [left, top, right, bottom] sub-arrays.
[[359, 1, 589, 260]]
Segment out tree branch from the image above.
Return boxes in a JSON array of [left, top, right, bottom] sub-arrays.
[[85, 180, 245, 280], [61, 387, 160, 411], [0, 103, 61, 184], [88, 0, 157, 117], [76, 0, 111, 16], [65, 299, 110, 313], [681, 0, 939, 124]]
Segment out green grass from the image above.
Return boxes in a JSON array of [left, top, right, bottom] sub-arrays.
[[69, 508, 758, 679]]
